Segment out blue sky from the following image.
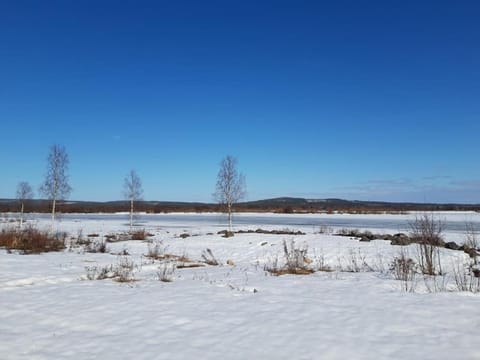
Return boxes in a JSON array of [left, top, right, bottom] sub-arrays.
[[1, 1, 479, 203]]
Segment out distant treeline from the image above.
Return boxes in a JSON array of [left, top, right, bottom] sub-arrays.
[[1, 198, 479, 214]]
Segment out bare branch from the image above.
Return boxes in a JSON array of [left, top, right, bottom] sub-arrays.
[[123, 170, 143, 201], [16, 182, 34, 203]]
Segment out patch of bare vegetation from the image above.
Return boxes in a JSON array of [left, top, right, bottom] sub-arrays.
[[130, 228, 153, 240], [452, 258, 480, 293], [146, 242, 187, 262], [69, 230, 110, 253], [336, 248, 374, 273], [86, 240, 108, 253], [146, 240, 169, 260], [146, 241, 204, 268], [104, 230, 153, 243], [390, 247, 417, 292], [156, 262, 176, 282], [410, 214, 444, 276], [114, 256, 136, 282], [314, 251, 333, 272], [464, 222, 479, 263], [73, 229, 91, 247], [0, 226, 66, 254], [201, 248, 220, 266], [315, 224, 333, 234], [85, 256, 136, 282], [114, 248, 130, 256], [85, 264, 114, 280], [265, 240, 315, 275]]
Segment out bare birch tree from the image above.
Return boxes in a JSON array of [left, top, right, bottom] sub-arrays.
[[16, 181, 34, 229], [123, 170, 143, 232], [214, 155, 246, 231], [39, 144, 72, 228]]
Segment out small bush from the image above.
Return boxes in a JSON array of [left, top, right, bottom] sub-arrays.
[[116, 248, 130, 256], [85, 265, 114, 280], [390, 248, 417, 292], [84, 257, 136, 282], [265, 240, 314, 275], [316, 225, 333, 235], [465, 222, 478, 250], [338, 248, 373, 273], [156, 262, 176, 282], [410, 214, 444, 275], [0, 226, 66, 254], [131, 229, 150, 240], [314, 251, 333, 272], [114, 256, 136, 282], [86, 240, 108, 253], [75, 229, 88, 244], [283, 240, 309, 270], [452, 258, 480, 293], [465, 222, 479, 264], [145, 242, 199, 268], [75, 237, 92, 247], [146, 241, 168, 260]]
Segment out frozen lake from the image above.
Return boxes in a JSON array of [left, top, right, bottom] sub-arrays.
[[20, 211, 480, 235]]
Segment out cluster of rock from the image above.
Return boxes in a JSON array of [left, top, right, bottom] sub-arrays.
[[235, 228, 306, 235], [217, 228, 306, 238], [336, 229, 480, 259]]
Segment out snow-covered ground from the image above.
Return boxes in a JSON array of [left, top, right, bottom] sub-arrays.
[[1, 212, 479, 360]]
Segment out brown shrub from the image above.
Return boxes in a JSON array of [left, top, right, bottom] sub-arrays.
[[0, 226, 66, 254], [130, 229, 151, 240]]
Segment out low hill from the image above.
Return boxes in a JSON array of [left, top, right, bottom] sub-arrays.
[[0, 197, 479, 214]]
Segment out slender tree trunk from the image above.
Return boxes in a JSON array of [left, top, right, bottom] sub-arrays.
[[51, 198, 56, 230], [130, 198, 134, 232], [20, 202, 24, 230], [228, 203, 232, 232]]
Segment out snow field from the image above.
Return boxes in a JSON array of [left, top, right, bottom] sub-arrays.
[[1, 214, 479, 360]]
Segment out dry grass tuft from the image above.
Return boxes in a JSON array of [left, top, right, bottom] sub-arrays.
[[201, 248, 220, 265], [265, 240, 315, 276]]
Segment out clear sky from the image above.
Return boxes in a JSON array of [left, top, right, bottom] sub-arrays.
[[1, 1, 479, 203]]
